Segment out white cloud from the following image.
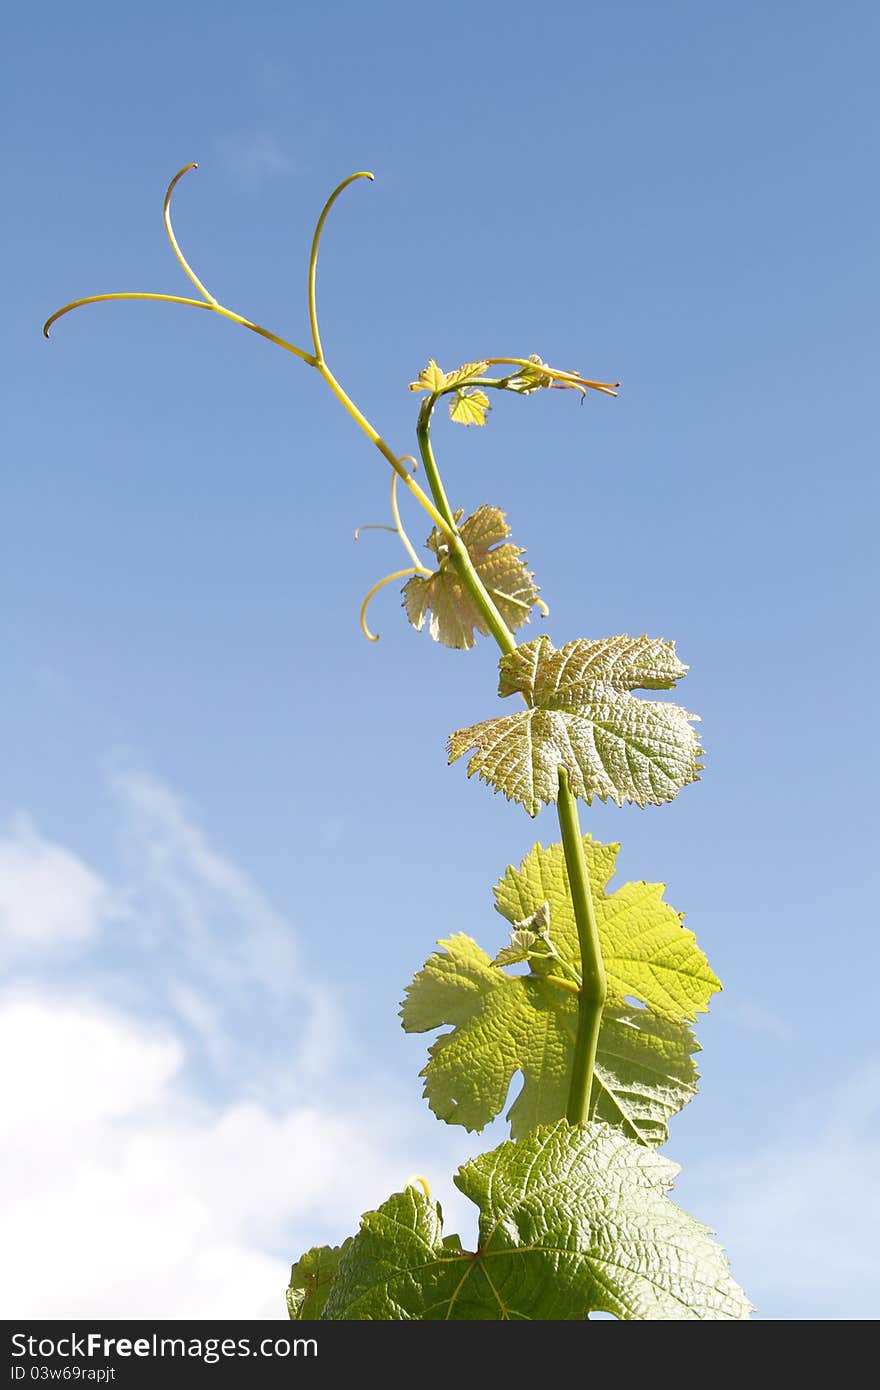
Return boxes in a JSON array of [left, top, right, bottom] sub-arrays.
[[0, 773, 473, 1317], [0, 992, 465, 1318], [678, 1068, 880, 1319], [0, 816, 109, 957]]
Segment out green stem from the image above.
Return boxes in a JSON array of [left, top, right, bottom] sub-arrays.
[[416, 397, 518, 656], [557, 769, 607, 1123], [415, 402, 607, 1123], [317, 362, 455, 539]]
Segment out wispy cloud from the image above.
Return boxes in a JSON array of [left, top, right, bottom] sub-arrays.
[[721, 997, 795, 1043], [104, 769, 345, 1097], [212, 134, 293, 191]]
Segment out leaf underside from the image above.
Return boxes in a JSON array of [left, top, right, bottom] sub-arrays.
[[403, 506, 541, 649], [289, 1122, 751, 1320], [448, 634, 703, 814], [402, 835, 719, 1145]]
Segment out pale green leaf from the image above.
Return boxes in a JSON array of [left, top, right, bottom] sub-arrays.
[[402, 835, 718, 1144], [448, 634, 702, 813], [495, 835, 720, 1021], [320, 1122, 751, 1320], [449, 388, 491, 426], [408, 359, 448, 392], [287, 1241, 352, 1319], [402, 932, 699, 1146], [403, 505, 541, 650], [443, 359, 489, 389], [408, 358, 488, 393]]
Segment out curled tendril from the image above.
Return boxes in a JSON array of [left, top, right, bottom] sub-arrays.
[[389, 458, 430, 573], [359, 567, 421, 643], [354, 524, 396, 540], [406, 1175, 432, 1201], [307, 171, 374, 364], [354, 457, 431, 594], [162, 163, 217, 304]]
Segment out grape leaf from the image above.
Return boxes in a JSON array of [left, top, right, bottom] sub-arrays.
[[449, 388, 491, 426], [495, 835, 720, 1022], [401, 836, 717, 1144], [448, 634, 702, 814], [403, 505, 541, 650], [286, 1240, 352, 1319], [403, 932, 698, 1145], [313, 1122, 751, 1320], [408, 359, 488, 393]]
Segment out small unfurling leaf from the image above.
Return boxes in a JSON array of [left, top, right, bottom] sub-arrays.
[[492, 927, 539, 968]]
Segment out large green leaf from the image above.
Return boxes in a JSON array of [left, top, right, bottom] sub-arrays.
[[286, 1241, 352, 1319], [309, 1122, 751, 1320], [401, 836, 718, 1144], [402, 933, 698, 1145], [403, 506, 541, 649], [495, 835, 719, 1021], [448, 634, 702, 814]]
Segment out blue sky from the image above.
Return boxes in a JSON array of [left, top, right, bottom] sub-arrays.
[[3, 0, 879, 1318]]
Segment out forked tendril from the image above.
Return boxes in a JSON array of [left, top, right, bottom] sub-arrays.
[[43, 164, 315, 364], [43, 163, 456, 544]]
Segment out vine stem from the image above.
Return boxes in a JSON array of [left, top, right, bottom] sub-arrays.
[[415, 397, 607, 1121], [316, 360, 454, 538], [416, 398, 518, 657], [556, 768, 607, 1122]]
